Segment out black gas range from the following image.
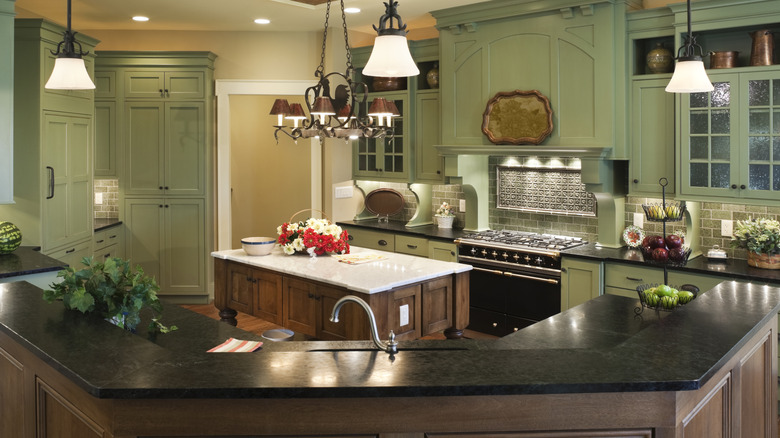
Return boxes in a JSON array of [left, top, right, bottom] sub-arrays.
[[455, 230, 586, 337]]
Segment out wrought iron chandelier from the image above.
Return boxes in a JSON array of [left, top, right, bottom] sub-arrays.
[[270, 0, 414, 143]]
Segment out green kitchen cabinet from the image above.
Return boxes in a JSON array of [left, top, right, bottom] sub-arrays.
[[353, 93, 409, 182], [94, 100, 117, 177], [561, 257, 603, 311], [124, 101, 206, 196], [414, 89, 443, 183], [0, 19, 97, 255], [93, 224, 123, 262], [678, 70, 780, 202], [630, 79, 676, 195], [0, 0, 13, 205], [124, 70, 205, 100], [124, 197, 206, 300], [429, 240, 457, 262]]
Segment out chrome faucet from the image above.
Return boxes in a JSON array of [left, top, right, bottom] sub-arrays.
[[330, 295, 398, 355]]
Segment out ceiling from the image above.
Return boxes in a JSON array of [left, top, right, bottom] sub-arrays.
[[14, 0, 490, 36]]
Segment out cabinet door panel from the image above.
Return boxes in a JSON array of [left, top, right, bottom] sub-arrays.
[[165, 102, 205, 196], [166, 71, 205, 99], [124, 199, 164, 285], [125, 103, 165, 195], [630, 79, 675, 195], [68, 118, 93, 243], [316, 286, 348, 340], [283, 278, 317, 336], [162, 199, 205, 294], [225, 263, 253, 315], [42, 115, 69, 248], [254, 269, 283, 325], [94, 101, 117, 177], [415, 91, 442, 182], [125, 71, 165, 99], [422, 276, 452, 335], [0, 347, 26, 438]]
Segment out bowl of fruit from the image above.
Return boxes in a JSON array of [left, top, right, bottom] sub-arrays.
[[636, 284, 697, 313], [640, 234, 691, 266], [641, 201, 686, 222]]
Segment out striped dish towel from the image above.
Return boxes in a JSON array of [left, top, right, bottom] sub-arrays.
[[207, 337, 263, 353]]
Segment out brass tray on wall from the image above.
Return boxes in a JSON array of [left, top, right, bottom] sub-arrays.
[[481, 90, 554, 145]]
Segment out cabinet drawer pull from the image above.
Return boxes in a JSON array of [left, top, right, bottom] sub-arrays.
[[65, 248, 75, 254], [103, 253, 111, 258], [109, 235, 117, 239], [407, 244, 417, 249], [626, 277, 643, 282], [348, 235, 354, 241], [96, 239, 105, 244], [378, 239, 388, 246]]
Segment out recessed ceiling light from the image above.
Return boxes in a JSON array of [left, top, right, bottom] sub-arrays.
[[132, 16, 149, 22], [254, 18, 271, 24], [344, 7, 360, 13]]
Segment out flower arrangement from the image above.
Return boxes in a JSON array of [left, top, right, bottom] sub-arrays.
[[731, 217, 780, 255], [277, 217, 350, 257], [435, 201, 456, 217]]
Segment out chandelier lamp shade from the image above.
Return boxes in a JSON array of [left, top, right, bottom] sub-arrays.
[[665, 0, 713, 93], [362, 1, 419, 77], [45, 0, 95, 90], [270, 0, 419, 142]]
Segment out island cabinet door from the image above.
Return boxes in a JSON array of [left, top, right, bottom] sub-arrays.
[[224, 262, 253, 315], [283, 277, 317, 336], [252, 268, 283, 326], [0, 346, 26, 437], [422, 276, 453, 335]]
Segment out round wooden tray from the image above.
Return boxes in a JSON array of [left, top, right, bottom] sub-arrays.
[[365, 188, 404, 217]]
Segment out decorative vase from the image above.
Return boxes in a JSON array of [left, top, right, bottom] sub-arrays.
[[426, 63, 439, 89], [436, 215, 454, 229], [747, 251, 780, 269], [646, 43, 673, 74]]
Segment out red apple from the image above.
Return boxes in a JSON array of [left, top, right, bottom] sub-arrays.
[[665, 234, 683, 249], [668, 247, 686, 262], [642, 235, 654, 248], [648, 235, 666, 249], [652, 247, 669, 262]]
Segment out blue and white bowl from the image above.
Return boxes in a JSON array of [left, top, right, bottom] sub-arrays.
[[241, 237, 276, 256]]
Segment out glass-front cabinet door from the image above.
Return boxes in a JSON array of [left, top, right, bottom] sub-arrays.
[[353, 94, 409, 182], [679, 70, 780, 201]]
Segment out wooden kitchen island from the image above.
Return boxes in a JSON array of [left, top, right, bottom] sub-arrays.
[[212, 246, 472, 340], [0, 280, 778, 437]]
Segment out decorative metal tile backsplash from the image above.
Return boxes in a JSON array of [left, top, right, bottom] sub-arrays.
[[497, 166, 596, 216]]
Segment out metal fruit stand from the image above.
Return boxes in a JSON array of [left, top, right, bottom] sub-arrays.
[[635, 178, 696, 314]]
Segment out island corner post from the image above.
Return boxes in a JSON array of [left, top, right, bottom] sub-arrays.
[[212, 254, 470, 340]]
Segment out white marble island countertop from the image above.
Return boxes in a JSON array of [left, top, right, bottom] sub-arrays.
[[211, 246, 472, 294]]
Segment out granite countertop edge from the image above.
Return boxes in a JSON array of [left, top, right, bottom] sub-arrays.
[[2, 280, 779, 400]]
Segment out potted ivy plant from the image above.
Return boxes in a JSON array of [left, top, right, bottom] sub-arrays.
[[43, 257, 177, 333]]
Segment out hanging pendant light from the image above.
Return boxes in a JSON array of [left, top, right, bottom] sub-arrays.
[[362, 1, 419, 77], [45, 0, 95, 90], [665, 0, 713, 93], [270, 0, 397, 142]]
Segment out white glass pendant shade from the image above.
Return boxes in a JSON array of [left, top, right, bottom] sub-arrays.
[[362, 35, 419, 77], [45, 57, 95, 90], [665, 59, 713, 93]]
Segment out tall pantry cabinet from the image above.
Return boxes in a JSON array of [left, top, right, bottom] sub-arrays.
[[95, 52, 216, 303], [0, 19, 98, 268]]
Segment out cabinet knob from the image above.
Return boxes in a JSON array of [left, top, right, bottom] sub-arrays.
[[450, 251, 455, 256], [159, 205, 163, 208], [741, 184, 746, 190], [164, 89, 170, 97], [159, 186, 164, 190], [437, 170, 441, 174], [164, 186, 169, 190], [348, 235, 354, 241], [159, 89, 164, 97], [633, 179, 639, 183], [165, 205, 169, 208], [561, 267, 567, 273], [731, 184, 737, 189]]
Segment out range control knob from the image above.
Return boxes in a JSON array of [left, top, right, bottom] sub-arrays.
[[481, 249, 487, 256], [535, 257, 544, 265], [512, 253, 520, 261], [524, 255, 531, 263], [501, 252, 509, 260], [471, 247, 477, 255], [491, 250, 498, 258]]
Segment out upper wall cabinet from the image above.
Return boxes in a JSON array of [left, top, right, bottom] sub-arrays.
[[124, 71, 205, 100], [670, 0, 780, 203], [432, 0, 638, 156]]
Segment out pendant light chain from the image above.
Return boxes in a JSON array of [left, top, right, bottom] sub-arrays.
[[316, 0, 355, 78], [315, 0, 332, 79], [340, 0, 354, 76]]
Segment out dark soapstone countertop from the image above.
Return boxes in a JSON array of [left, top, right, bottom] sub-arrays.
[[0, 246, 66, 278], [337, 219, 470, 242], [1, 279, 778, 399], [94, 218, 122, 231], [563, 243, 780, 285]]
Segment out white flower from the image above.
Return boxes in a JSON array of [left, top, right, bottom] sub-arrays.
[[282, 244, 296, 255], [292, 237, 305, 252]]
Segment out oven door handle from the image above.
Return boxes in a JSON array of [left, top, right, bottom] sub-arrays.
[[503, 271, 560, 285], [472, 267, 505, 276]]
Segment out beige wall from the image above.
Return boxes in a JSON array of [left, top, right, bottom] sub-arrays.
[[84, 29, 322, 80]]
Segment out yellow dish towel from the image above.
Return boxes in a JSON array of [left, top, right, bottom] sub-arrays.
[[332, 253, 387, 265], [207, 338, 263, 353]]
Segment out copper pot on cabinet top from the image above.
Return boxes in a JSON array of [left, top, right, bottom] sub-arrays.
[[710, 51, 739, 69], [749, 30, 774, 66]]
